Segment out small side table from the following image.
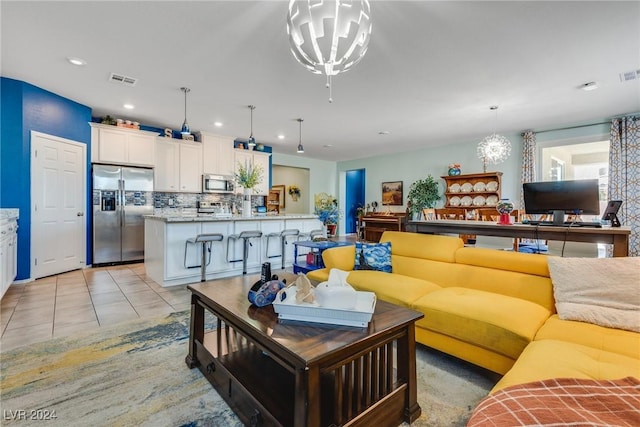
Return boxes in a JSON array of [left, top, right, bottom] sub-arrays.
[[292, 240, 354, 274]]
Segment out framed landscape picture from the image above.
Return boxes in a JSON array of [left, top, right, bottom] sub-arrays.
[[382, 181, 403, 205]]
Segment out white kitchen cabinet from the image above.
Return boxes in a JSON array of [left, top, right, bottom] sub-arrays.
[[154, 138, 202, 192], [144, 215, 320, 287], [90, 123, 157, 166], [178, 142, 203, 192], [234, 149, 271, 195], [1, 210, 19, 300], [200, 132, 235, 176], [154, 139, 180, 191]]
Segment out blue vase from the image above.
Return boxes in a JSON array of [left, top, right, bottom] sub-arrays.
[[448, 167, 461, 176]]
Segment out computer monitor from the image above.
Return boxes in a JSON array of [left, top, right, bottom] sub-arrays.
[[523, 179, 600, 225]]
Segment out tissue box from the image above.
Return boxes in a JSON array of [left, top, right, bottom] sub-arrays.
[[273, 285, 376, 327]]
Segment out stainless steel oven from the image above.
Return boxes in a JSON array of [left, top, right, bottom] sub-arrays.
[[202, 174, 235, 193]]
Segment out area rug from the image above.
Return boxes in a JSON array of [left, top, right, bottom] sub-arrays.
[[0, 311, 497, 426]]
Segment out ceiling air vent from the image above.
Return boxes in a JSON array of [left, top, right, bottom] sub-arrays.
[[108, 72, 138, 86], [619, 69, 640, 82]]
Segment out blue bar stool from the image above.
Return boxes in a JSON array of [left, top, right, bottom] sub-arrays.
[[184, 233, 224, 282], [265, 229, 300, 269], [226, 230, 263, 274]]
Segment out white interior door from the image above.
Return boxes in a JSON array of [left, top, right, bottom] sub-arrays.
[[31, 131, 86, 279]]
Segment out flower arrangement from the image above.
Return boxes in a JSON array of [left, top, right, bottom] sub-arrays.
[[314, 193, 339, 225], [288, 185, 301, 197], [234, 161, 263, 190]]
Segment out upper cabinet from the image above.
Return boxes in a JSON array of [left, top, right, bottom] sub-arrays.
[[155, 137, 203, 192], [234, 149, 271, 196], [90, 123, 157, 166], [200, 132, 235, 176]]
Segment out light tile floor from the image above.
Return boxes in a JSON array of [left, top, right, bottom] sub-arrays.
[[0, 236, 356, 353], [0, 263, 192, 352]]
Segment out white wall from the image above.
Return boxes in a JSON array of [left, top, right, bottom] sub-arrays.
[[272, 165, 309, 214], [271, 153, 337, 214], [337, 132, 524, 211], [273, 121, 613, 234]]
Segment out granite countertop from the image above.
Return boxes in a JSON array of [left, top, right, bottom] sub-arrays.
[[145, 214, 318, 223], [0, 208, 19, 220]]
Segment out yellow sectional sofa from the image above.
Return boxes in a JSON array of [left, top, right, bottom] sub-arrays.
[[307, 231, 640, 389]]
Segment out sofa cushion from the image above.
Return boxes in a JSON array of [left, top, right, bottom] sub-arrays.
[[346, 270, 441, 307], [455, 246, 550, 277], [412, 287, 551, 360], [548, 256, 640, 333], [535, 314, 640, 360], [380, 231, 463, 263], [354, 241, 392, 272], [491, 339, 640, 393], [445, 262, 555, 313]]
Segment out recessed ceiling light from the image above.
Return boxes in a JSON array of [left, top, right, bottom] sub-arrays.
[[213, 122, 223, 127], [378, 130, 391, 135], [67, 57, 87, 66], [123, 104, 135, 110], [277, 134, 285, 140], [323, 144, 333, 148], [580, 81, 599, 91]]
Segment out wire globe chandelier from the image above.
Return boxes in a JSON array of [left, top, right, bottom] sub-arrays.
[[286, 0, 372, 103], [477, 106, 511, 172]]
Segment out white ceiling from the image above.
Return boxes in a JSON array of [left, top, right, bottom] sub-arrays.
[[2, 1, 639, 162]]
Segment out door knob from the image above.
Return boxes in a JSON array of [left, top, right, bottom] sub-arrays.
[[77, 212, 84, 216]]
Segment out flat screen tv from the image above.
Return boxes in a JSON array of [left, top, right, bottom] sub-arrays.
[[523, 179, 600, 225]]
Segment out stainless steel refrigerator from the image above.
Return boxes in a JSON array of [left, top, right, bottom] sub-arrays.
[[92, 165, 154, 265]]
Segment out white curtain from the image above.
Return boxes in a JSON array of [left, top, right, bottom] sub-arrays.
[[609, 116, 639, 257]]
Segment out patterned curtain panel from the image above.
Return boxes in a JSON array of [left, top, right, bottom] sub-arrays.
[[609, 116, 639, 257], [520, 130, 537, 212]]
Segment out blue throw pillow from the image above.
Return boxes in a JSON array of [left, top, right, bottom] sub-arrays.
[[354, 242, 392, 273]]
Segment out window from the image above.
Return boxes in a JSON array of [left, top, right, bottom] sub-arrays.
[[540, 140, 609, 217]]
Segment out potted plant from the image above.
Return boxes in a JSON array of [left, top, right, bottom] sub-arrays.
[[407, 174, 441, 219], [314, 193, 339, 236], [235, 161, 263, 191], [235, 162, 263, 217]]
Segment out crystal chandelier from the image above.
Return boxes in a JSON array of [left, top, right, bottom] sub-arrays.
[[477, 106, 511, 172], [287, 0, 372, 103]]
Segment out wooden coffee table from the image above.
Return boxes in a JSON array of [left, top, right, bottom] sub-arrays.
[[185, 275, 424, 427]]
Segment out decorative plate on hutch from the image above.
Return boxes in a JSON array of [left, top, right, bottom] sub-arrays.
[[461, 196, 473, 206], [473, 195, 486, 206], [460, 182, 473, 193], [486, 181, 499, 192], [449, 183, 461, 193], [449, 196, 461, 207], [473, 182, 486, 192]]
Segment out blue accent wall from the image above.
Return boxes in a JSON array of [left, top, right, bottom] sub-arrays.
[[1, 77, 91, 280], [345, 169, 365, 233]]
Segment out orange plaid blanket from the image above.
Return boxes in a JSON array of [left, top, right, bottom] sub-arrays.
[[467, 377, 640, 426]]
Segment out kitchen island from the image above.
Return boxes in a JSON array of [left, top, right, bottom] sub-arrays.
[[144, 214, 322, 286]]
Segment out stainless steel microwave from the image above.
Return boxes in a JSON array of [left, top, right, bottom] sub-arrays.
[[202, 174, 235, 193]]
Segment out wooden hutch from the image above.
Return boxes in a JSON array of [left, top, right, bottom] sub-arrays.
[[441, 171, 503, 215]]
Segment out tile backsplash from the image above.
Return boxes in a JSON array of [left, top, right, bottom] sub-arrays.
[[153, 192, 265, 212]]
